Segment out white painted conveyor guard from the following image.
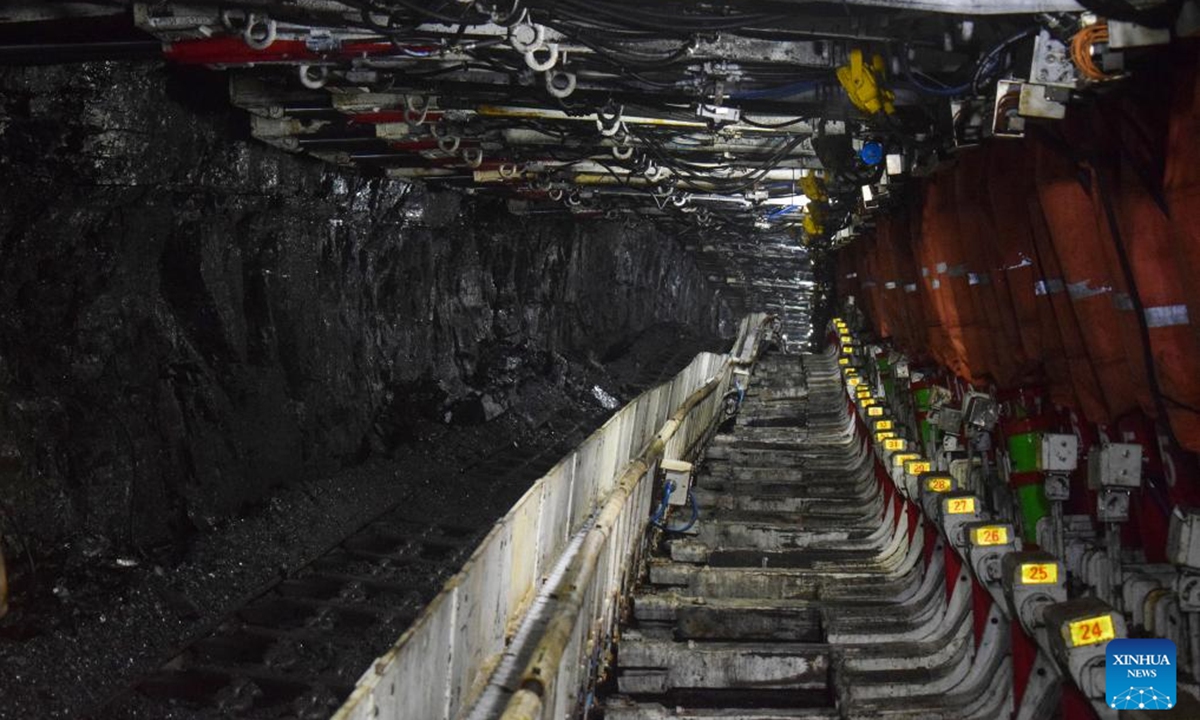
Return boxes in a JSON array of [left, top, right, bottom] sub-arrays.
[[333, 314, 772, 720]]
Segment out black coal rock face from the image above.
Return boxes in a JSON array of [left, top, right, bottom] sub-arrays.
[[0, 61, 728, 569]]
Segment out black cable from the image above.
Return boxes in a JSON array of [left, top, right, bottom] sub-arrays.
[[972, 27, 1036, 94], [740, 115, 811, 129]]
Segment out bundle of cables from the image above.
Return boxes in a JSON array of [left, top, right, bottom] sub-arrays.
[[1071, 20, 1120, 82], [649, 479, 700, 533]]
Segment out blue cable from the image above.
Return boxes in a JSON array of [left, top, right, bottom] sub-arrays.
[[649, 479, 675, 527], [665, 491, 700, 533], [900, 73, 971, 97], [731, 81, 821, 100]]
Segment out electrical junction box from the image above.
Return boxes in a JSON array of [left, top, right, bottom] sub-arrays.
[[962, 391, 999, 430], [1041, 433, 1079, 472], [661, 459, 694, 506], [1168, 507, 1200, 569], [1087, 443, 1142, 490], [933, 407, 963, 433]]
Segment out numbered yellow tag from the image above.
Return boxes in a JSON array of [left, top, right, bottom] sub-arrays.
[[1067, 615, 1115, 647], [970, 525, 1010, 546], [884, 438, 906, 451], [868, 406, 884, 417], [861, 398, 876, 408], [839, 357, 850, 366], [925, 476, 953, 493], [874, 419, 894, 431], [945, 496, 977, 515], [875, 431, 895, 442], [847, 377, 861, 388], [840, 334, 852, 344], [892, 453, 919, 469], [856, 387, 870, 397], [1020, 563, 1059, 585], [905, 460, 931, 475]]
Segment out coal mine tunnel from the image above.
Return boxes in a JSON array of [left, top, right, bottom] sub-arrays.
[[6, 2, 1200, 720]]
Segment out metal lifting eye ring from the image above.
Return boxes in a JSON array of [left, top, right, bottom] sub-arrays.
[[406, 94, 430, 113], [437, 135, 461, 154], [524, 43, 559, 72], [499, 163, 519, 178], [566, 193, 582, 207], [596, 105, 622, 125], [548, 188, 564, 201], [544, 70, 576, 99], [671, 194, 688, 207], [299, 65, 329, 89], [595, 107, 624, 137], [461, 147, 484, 168], [429, 122, 448, 139], [243, 14, 277, 50], [611, 144, 632, 160], [404, 96, 431, 125], [509, 21, 545, 53]]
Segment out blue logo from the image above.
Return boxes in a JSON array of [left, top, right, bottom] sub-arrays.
[[1106, 638, 1177, 710]]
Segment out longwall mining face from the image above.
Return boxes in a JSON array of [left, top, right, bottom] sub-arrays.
[[4, 2, 1200, 720]]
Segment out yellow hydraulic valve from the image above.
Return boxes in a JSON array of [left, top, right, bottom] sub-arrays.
[[802, 204, 826, 237], [799, 173, 827, 203], [837, 49, 895, 115]]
